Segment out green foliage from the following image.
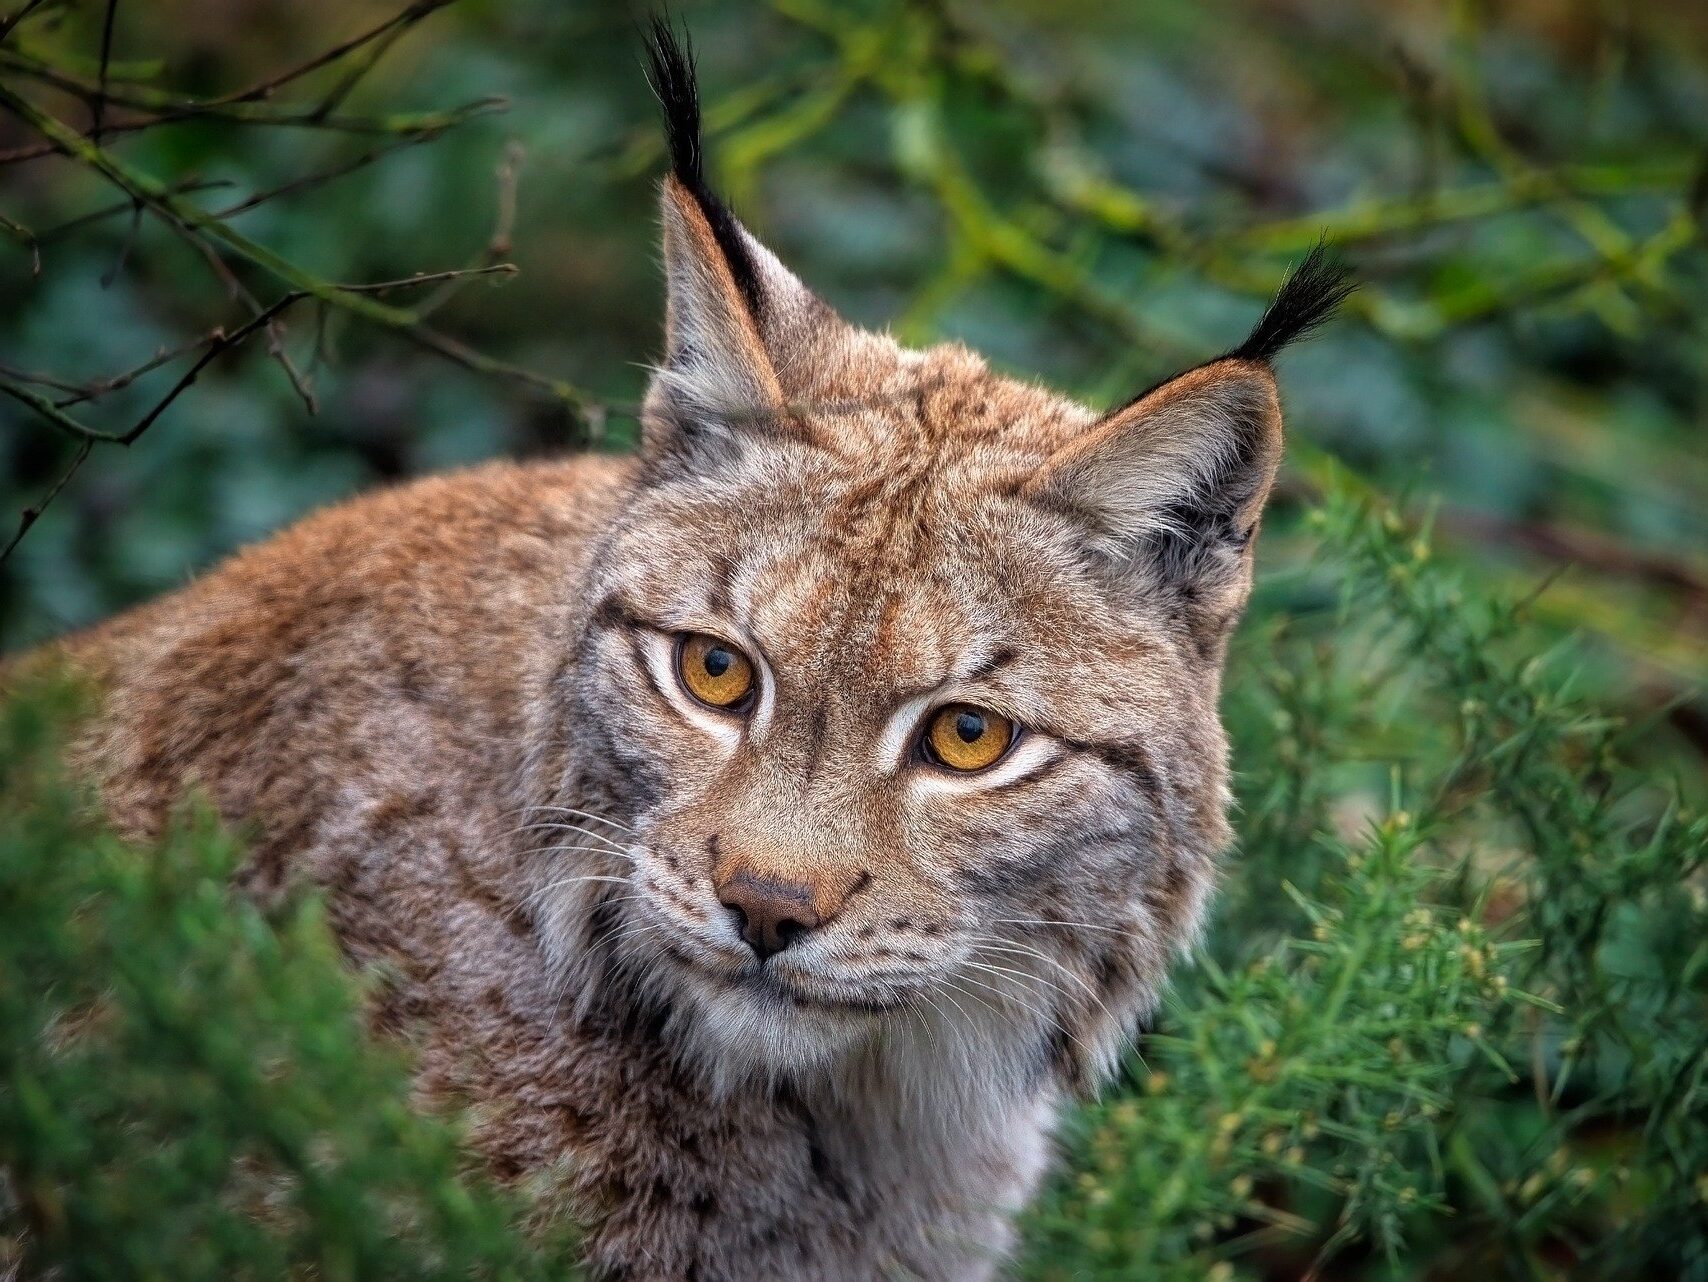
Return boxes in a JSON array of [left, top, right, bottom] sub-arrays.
[[1027, 813, 1541, 1276], [1022, 485, 1708, 1280], [0, 682, 577, 1280]]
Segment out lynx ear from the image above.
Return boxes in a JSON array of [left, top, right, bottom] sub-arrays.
[[1024, 248, 1353, 628], [641, 21, 850, 459]]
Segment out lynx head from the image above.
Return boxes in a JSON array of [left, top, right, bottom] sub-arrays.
[[536, 22, 1351, 1097]]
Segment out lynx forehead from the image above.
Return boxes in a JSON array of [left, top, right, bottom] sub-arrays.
[[59, 18, 1350, 1281]]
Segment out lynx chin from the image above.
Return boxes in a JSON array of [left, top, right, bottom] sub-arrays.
[[41, 20, 1352, 1282]]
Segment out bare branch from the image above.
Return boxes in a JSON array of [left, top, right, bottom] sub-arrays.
[[339, 264, 518, 294], [0, 48, 507, 142], [0, 359, 90, 397], [416, 140, 523, 319], [52, 333, 221, 408], [91, 0, 119, 141], [209, 129, 445, 220], [309, 11, 415, 120], [0, 0, 622, 562], [98, 198, 141, 287], [0, 0, 50, 44], [207, 0, 460, 109], [0, 207, 40, 274], [2, 437, 93, 562], [33, 178, 232, 241], [0, 263, 530, 559], [0, 379, 124, 442]]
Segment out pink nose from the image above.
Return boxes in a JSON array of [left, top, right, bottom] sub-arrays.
[[716, 871, 827, 960]]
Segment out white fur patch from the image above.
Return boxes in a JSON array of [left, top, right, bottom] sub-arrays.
[[633, 628, 745, 751]]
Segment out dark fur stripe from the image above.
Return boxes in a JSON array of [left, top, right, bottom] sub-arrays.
[[964, 645, 1018, 684], [590, 592, 646, 634], [1063, 735, 1164, 809]]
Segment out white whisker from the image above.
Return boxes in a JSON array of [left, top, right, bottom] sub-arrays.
[[972, 935, 1135, 1060], [971, 937, 1109, 1003], [957, 963, 1063, 1018], [504, 819, 639, 861], [511, 840, 637, 866], [521, 804, 637, 836], [994, 916, 1150, 945]]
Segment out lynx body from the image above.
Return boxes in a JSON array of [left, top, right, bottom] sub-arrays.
[[52, 25, 1349, 1282]]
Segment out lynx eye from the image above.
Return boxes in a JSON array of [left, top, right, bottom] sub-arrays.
[[921, 704, 1016, 773], [675, 633, 756, 711]]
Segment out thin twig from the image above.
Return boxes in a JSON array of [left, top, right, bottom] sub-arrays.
[[0, 0, 617, 563], [0, 49, 506, 140], [0, 379, 124, 441], [3, 263, 514, 417], [53, 333, 221, 408], [309, 15, 412, 120], [0, 97, 505, 163], [338, 264, 518, 294], [32, 178, 232, 241], [118, 296, 303, 444], [0, 0, 49, 44], [0, 358, 94, 398], [2, 437, 93, 562], [0, 207, 40, 274], [307, 300, 333, 374], [173, 213, 319, 415], [402, 323, 614, 415], [91, 0, 119, 141], [0, 297, 299, 562], [415, 140, 523, 319], [209, 129, 445, 220], [98, 198, 141, 287], [204, 0, 460, 108], [0, 80, 601, 410]]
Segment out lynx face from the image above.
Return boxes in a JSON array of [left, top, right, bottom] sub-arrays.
[[559, 378, 1211, 1087], [534, 26, 1349, 1095]]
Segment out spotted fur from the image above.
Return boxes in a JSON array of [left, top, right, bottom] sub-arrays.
[[42, 22, 1348, 1282]]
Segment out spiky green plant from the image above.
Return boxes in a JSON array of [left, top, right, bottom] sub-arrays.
[[0, 681, 578, 1281]]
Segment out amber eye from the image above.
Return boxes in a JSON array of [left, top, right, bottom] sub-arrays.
[[921, 704, 1016, 773], [675, 633, 756, 710]]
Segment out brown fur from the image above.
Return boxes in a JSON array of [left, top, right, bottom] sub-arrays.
[[28, 28, 1351, 1280]]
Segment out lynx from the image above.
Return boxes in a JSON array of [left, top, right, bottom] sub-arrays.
[[42, 22, 1350, 1281]]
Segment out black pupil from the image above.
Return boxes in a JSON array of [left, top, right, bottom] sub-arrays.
[[954, 711, 986, 743], [703, 647, 732, 678]]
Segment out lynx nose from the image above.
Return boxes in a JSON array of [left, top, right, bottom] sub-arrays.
[[716, 871, 835, 961]]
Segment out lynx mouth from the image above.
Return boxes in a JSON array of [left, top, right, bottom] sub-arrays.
[[658, 938, 907, 1016]]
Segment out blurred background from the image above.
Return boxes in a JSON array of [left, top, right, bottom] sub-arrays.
[[2, 0, 1704, 754], [3, 2, 1706, 1276]]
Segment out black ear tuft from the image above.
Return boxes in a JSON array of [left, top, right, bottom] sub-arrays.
[[643, 16, 704, 192], [1226, 241, 1356, 364], [642, 16, 763, 315]]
